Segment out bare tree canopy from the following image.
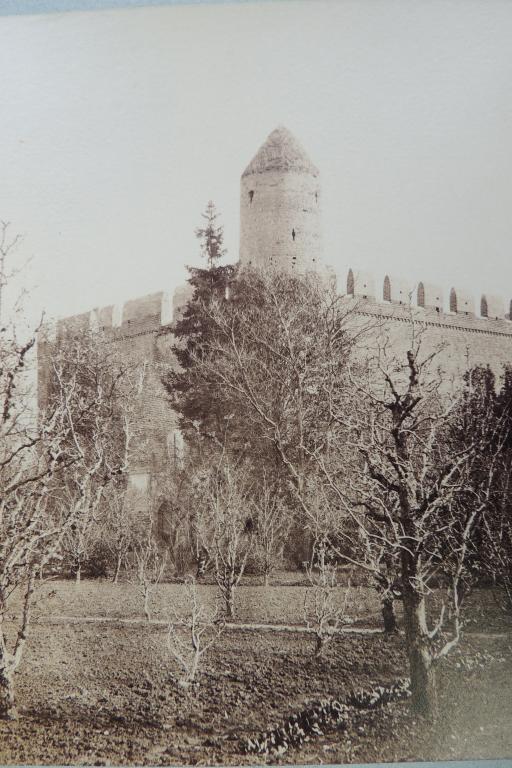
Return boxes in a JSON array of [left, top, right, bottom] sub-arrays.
[[0, 302, 137, 719]]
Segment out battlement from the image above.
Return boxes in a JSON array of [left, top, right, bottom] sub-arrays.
[[39, 284, 194, 344], [346, 268, 512, 333], [41, 269, 512, 345]]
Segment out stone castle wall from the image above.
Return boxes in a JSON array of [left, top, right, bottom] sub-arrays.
[[37, 290, 187, 513], [346, 268, 512, 382], [38, 271, 512, 479]]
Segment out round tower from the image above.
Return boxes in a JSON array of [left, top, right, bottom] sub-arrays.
[[239, 126, 322, 274]]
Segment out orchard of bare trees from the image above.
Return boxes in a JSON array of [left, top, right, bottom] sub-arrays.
[[166, 246, 512, 721], [0, 222, 147, 719], [1, 214, 512, 764]]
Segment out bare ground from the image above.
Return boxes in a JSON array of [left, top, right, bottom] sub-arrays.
[[1, 580, 511, 765]]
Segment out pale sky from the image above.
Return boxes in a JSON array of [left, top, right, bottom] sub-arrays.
[[1, 0, 511, 326]]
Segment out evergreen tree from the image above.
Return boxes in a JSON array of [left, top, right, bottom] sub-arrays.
[[195, 200, 227, 268], [164, 203, 236, 445]]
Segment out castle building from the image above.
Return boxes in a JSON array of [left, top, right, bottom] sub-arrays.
[[240, 126, 323, 274], [37, 126, 512, 532]]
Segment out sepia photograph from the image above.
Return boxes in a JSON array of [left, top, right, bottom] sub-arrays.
[[0, 0, 512, 764]]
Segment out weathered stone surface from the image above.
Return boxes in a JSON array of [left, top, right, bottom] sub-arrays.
[[240, 127, 323, 275]]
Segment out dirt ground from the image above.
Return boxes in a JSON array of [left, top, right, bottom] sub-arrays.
[[1, 581, 511, 765]]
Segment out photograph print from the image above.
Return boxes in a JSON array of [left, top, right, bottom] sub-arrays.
[[0, 0, 512, 764]]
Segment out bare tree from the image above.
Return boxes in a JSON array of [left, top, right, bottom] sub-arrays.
[[0, 220, 24, 323], [482, 506, 512, 611], [457, 365, 512, 612], [128, 518, 166, 621], [0, 270, 135, 718], [155, 469, 197, 577], [60, 502, 99, 584], [193, 458, 253, 620], [100, 483, 141, 583], [167, 576, 224, 686], [251, 475, 291, 586], [170, 267, 368, 559], [169, 268, 397, 629], [168, 265, 505, 717], [304, 538, 352, 656], [313, 332, 507, 718]]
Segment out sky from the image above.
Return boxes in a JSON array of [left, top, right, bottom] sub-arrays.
[[1, 0, 511, 325]]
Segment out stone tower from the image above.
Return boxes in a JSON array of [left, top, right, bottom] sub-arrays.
[[239, 126, 322, 274]]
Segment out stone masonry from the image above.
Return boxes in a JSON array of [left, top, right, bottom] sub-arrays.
[[239, 126, 323, 274]]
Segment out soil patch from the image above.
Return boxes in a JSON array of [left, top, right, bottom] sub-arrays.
[[2, 581, 511, 764], [1, 621, 511, 764]]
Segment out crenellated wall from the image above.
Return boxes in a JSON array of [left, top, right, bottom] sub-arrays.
[[345, 268, 512, 379], [346, 267, 512, 322]]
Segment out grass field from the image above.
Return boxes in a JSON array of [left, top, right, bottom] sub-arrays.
[[18, 577, 384, 625], [1, 579, 511, 765]]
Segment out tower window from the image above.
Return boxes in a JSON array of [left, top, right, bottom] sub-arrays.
[[383, 275, 391, 302], [347, 269, 354, 295], [249, 190, 254, 203], [315, 192, 318, 203], [292, 228, 296, 241]]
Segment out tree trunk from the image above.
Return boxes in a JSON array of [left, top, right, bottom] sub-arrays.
[[75, 564, 81, 585], [143, 590, 151, 622], [225, 583, 235, 620], [264, 571, 270, 588], [314, 633, 327, 657], [189, 651, 200, 683], [0, 665, 17, 721], [382, 597, 397, 633], [402, 590, 438, 719], [113, 554, 122, 584], [196, 551, 207, 580]]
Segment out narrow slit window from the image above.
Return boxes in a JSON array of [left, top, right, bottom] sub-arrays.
[[292, 228, 296, 241], [249, 190, 254, 203], [383, 275, 391, 302], [347, 269, 354, 295]]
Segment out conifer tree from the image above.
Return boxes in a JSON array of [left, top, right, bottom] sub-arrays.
[[195, 200, 227, 269], [164, 203, 235, 444]]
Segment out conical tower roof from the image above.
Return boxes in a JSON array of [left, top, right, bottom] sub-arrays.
[[242, 126, 319, 178]]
